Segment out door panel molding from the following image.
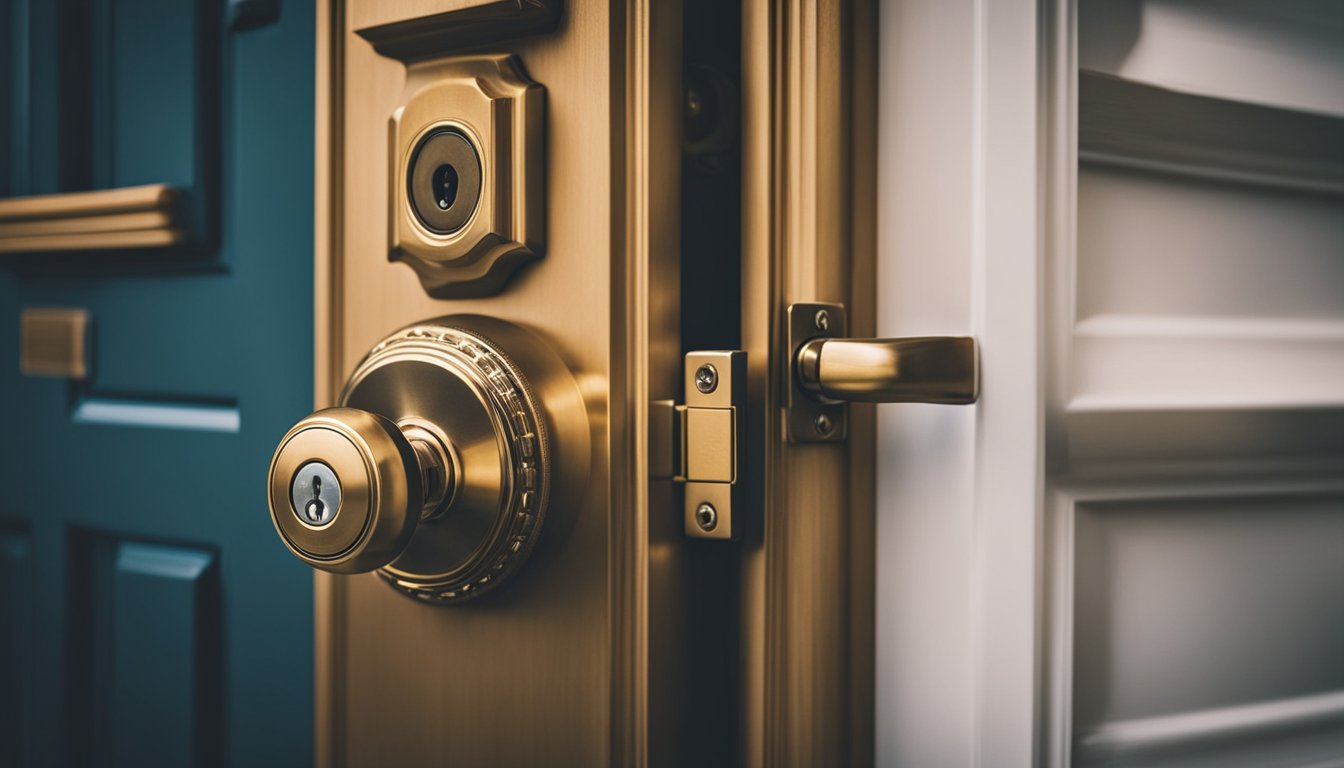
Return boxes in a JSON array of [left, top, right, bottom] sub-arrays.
[[1040, 0, 1344, 765], [609, 0, 685, 762], [1044, 478, 1344, 766], [741, 0, 876, 764]]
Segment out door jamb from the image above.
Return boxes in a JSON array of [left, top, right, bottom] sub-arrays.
[[740, 0, 877, 764]]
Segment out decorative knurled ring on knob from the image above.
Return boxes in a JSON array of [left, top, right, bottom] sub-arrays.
[[265, 316, 589, 604]]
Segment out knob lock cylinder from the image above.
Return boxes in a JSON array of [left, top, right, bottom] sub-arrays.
[[268, 408, 423, 573]]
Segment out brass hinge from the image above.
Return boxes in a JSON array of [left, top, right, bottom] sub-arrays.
[[652, 350, 745, 540]]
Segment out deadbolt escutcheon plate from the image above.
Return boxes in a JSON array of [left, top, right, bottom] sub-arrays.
[[391, 55, 545, 298]]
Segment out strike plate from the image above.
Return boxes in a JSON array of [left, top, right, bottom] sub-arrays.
[[652, 351, 745, 541], [785, 302, 847, 443]]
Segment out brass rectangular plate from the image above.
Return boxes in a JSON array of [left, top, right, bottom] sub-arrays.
[[21, 307, 90, 379], [684, 407, 734, 483], [683, 351, 744, 540], [785, 302, 848, 443], [0, 184, 184, 254]]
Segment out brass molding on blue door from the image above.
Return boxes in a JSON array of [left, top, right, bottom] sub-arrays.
[[389, 55, 545, 298], [0, 185, 184, 254]]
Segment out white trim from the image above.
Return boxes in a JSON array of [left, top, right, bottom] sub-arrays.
[[1043, 479, 1344, 766], [970, 0, 1048, 764], [1075, 690, 1344, 763]]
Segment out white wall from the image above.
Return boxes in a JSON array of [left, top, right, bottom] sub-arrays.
[[875, 1, 1344, 765]]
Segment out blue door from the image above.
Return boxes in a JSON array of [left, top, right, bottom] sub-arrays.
[[1, 1, 314, 765]]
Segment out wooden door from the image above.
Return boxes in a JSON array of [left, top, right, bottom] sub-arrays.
[[311, 0, 877, 765], [313, 1, 689, 764], [0, 1, 316, 766], [874, 0, 1344, 765]]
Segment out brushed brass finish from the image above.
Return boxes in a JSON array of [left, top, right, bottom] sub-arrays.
[[679, 351, 743, 540], [346, 317, 588, 602], [683, 407, 733, 483], [20, 307, 90, 379], [786, 301, 978, 443], [0, 184, 184, 253], [272, 316, 587, 603], [650, 352, 745, 540], [784, 302, 850, 443], [390, 55, 544, 298], [316, 0, 685, 761], [268, 407, 423, 571], [742, 0, 879, 761], [797, 336, 979, 404], [684, 481, 732, 542]]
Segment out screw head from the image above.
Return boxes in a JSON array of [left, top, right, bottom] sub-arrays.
[[814, 412, 834, 436], [814, 309, 830, 332], [694, 364, 719, 394], [694, 502, 718, 532]]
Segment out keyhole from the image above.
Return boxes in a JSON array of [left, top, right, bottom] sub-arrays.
[[433, 163, 458, 210], [305, 475, 325, 523]]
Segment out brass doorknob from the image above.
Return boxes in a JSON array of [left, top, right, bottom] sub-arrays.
[[266, 316, 589, 603]]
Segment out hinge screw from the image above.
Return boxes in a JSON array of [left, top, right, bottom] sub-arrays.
[[814, 412, 834, 436], [694, 364, 719, 394], [814, 309, 830, 332], [694, 502, 718, 532]]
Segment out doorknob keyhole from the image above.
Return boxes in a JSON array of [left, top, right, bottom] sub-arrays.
[[305, 476, 325, 522], [290, 461, 340, 528], [433, 163, 459, 211]]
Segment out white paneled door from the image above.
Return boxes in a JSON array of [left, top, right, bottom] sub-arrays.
[[875, 1, 1344, 765]]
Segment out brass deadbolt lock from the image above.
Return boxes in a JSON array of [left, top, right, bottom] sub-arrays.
[[267, 317, 588, 603], [408, 129, 482, 235], [391, 55, 544, 299]]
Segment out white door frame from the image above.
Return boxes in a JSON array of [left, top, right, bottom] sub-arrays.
[[875, 0, 1057, 763]]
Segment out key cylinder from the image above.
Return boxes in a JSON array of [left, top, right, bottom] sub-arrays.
[[290, 461, 341, 527]]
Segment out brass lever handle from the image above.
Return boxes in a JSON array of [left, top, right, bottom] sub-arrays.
[[795, 336, 979, 404], [785, 303, 978, 442]]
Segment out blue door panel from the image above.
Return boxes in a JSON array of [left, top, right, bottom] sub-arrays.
[[104, 0, 206, 190], [0, 526, 34, 768], [110, 543, 218, 768], [0, 1, 316, 766]]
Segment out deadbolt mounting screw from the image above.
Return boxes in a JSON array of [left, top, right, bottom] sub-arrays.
[[814, 309, 830, 332], [695, 502, 718, 532], [694, 364, 719, 394], [814, 412, 834, 436]]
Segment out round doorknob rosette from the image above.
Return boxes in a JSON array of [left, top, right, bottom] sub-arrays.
[[266, 316, 589, 604]]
